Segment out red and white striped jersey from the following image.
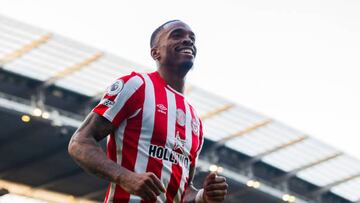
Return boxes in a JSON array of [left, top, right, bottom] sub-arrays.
[[92, 71, 204, 203]]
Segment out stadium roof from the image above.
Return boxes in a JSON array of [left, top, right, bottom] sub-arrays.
[[1, 14, 360, 203]]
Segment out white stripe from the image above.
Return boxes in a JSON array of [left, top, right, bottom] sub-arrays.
[[106, 120, 127, 203], [174, 102, 193, 203], [104, 75, 143, 122], [115, 120, 127, 167], [159, 89, 177, 203], [129, 74, 156, 203]]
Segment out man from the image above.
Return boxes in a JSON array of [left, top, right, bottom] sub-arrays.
[[68, 20, 228, 203]]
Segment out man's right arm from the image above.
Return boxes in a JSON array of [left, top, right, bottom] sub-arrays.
[[68, 112, 165, 201]]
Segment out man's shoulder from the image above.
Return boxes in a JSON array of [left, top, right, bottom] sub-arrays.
[[111, 71, 146, 85]]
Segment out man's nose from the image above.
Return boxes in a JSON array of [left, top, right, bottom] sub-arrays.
[[182, 37, 194, 46]]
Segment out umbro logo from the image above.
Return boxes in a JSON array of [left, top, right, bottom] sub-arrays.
[[156, 104, 167, 114]]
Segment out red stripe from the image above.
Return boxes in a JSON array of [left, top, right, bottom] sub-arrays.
[[112, 112, 143, 202], [188, 106, 201, 168], [112, 88, 142, 127], [179, 178, 188, 203], [107, 134, 117, 162], [113, 76, 145, 203], [92, 104, 109, 117], [140, 74, 169, 203], [103, 133, 117, 202]]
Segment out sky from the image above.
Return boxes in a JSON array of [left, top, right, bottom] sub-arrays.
[[0, 0, 360, 158]]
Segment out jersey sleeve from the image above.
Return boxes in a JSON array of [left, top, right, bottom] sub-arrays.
[[92, 72, 144, 128]]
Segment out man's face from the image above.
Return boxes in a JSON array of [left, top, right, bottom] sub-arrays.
[[154, 21, 197, 71]]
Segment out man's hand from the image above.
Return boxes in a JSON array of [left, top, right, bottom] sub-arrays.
[[120, 171, 166, 202], [202, 172, 228, 203]]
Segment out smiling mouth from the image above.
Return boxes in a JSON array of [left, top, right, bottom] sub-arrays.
[[176, 47, 195, 57]]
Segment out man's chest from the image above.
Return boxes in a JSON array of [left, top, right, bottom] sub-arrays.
[[138, 89, 200, 158]]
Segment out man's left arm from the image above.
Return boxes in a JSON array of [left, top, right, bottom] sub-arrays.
[[183, 166, 228, 203]]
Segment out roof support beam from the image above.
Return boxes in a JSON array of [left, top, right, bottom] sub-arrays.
[[256, 136, 308, 158], [201, 103, 235, 120], [290, 152, 343, 174], [272, 152, 343, 183], [0, 33, 52, 65], [0, 179, 97, 203], [218, 119, 272, 145], [204, 119, 272, 156], [44, 52, 103, 86], [309, 172, 360, 198], [236, 136, 308, 170]]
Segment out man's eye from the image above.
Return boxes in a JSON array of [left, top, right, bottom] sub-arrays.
[[172, 33, 181, 38]]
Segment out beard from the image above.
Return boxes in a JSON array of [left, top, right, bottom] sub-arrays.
[[179, 60, 194, 72]]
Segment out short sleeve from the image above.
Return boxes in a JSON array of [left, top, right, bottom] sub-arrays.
[[92, 72, 144, 128]]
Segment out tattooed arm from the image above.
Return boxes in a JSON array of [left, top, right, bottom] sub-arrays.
[[68, 112, 165, 201]]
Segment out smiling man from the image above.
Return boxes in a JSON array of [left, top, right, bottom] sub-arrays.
[[68, 20, 228, 203]]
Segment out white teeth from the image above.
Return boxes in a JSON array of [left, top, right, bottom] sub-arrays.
[[180, 49, 193, 54]]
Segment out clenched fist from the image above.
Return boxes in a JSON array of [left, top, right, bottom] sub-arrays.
[[202, 172, 228, 203], [120, 171, 166, 201]]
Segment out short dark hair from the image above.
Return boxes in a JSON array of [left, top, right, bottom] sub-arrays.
[[150, 20, 180, 48]]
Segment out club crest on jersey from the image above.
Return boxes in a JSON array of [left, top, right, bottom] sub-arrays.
[[176, 109, 186, 126], [191, 118, 199, 136], [107, 79, 124, 96]]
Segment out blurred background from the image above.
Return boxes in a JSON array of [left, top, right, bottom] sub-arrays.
[[0, 0, 359, 202]]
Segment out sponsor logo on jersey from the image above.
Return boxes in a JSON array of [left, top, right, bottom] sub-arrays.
[[176, 109, 186, 126], [100, 99, 115, 107], [156, 104, 167, 114], [191, 118, 199, 136], [107, 79, 124, 96], [149, 144, 190, 169]]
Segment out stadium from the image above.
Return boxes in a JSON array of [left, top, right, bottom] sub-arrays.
[[0, 14, 359, 203]]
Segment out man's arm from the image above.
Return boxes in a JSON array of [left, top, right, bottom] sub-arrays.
[[68, 112, 165, 201], [183, 166, 228, 203], [183, 166, 199, 203]]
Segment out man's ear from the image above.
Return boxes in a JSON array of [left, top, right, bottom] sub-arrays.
[[151, 47, 160, 61]]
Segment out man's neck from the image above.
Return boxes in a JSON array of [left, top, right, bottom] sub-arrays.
[[157, 66, 188, 94]]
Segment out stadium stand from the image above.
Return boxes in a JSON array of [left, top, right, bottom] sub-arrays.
[[0, 14, 359, 203]]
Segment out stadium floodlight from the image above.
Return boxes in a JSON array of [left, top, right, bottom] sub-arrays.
[[209, 164, 218, 172], [282, 194, 296, 202], [217, 166, 224, 173], [32, 108, 42, 117], [253, 181, 261, 189], [246, 180, 261, 189], [208, 165, 224, 174], [21, 115, 30, 123], [41, 111, 50, 119]]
